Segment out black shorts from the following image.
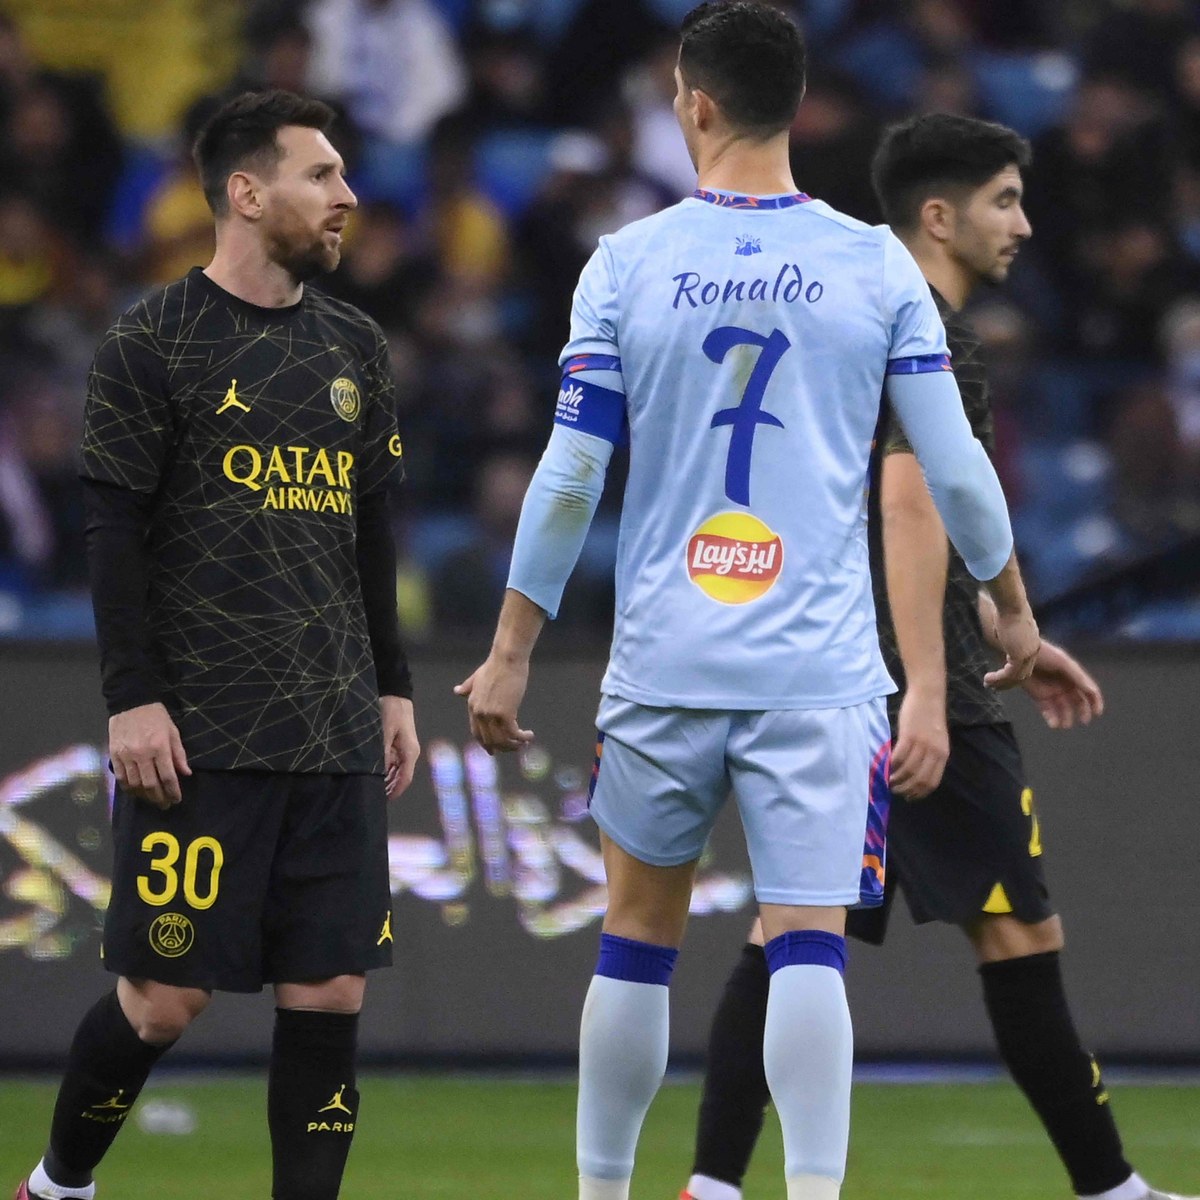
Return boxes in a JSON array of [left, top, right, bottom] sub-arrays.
[[103, 770, 393, 992], [847, 722, 1053, 946]]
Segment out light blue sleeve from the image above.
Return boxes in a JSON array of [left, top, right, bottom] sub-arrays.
[[885, 370, 1014, 581], [882, 230, 951, 372], [506, 425, 614, 618], [508, 244, 626, 618], [560, 241, 621, 366]]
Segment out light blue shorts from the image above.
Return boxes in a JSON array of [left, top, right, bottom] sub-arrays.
[[588, 694, 892, 907]]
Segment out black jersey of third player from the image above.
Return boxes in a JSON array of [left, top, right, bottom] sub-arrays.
[[81, 268, 404, 773], [869, 288, 1006, 728]]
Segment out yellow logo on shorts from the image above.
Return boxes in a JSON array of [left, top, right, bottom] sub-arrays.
[[377, 912, 393, 945], [686, 511, 783, 604], [149, 912, 194, 958], [330, 377, 361, 422]]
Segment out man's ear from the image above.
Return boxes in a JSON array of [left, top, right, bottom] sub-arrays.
[[227, 171, 263, 221], [692, 87, 717, 133], [920, 196, 956, 244]]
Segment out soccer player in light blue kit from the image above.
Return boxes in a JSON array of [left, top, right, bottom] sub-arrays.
[[457, 5, 1040, 1199]]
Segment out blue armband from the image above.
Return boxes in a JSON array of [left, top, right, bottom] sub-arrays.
[[555, 356, 628, 445], [885, 353, 953, 376]]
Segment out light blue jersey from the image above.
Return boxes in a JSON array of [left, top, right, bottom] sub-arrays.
[[509, 187, 1012, 711]]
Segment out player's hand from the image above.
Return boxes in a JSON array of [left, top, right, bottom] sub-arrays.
[[454, 654, 534, 755], [983, 603, 1040, 691], [108, 702, 191, 810], [381, 695, 420, 799], [1021, 641, 1104, 730], [890, 684, 949, 800]]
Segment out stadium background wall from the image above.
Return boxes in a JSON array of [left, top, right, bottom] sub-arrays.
[[0, 643, 1196, 1065]]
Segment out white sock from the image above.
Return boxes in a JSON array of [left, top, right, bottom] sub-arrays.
[[763, 963, 853, 1184], [576, 973, 669, 1192], [579, 1179, 630, 1200], [786, 1174, 841, 1200], [1080, 1172, 1149, 1200], [686, 1173, 742, 1200], [28, 1161, 95, 1200]]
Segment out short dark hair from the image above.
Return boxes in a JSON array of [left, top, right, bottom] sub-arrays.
[[192, 89, 335, 216], [871, 113, 1032, 230], [679, 2, 807, 137]]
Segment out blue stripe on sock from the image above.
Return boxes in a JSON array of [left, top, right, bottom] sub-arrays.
[[764, 930, 847, 976], [595, 933, 679, 985]]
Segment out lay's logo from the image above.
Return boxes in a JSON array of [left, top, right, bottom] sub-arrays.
[[687, 512, 783, 604]]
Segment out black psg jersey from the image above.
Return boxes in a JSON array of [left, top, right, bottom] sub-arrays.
[[81, 268, 404, 773], [870, 288, 1007, 729]]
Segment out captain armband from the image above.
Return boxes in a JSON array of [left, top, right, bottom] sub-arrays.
[[555, 354, 628, 445]]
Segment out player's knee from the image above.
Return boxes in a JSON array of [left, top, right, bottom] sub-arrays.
[[125, 985, 209, 1044], [277, 974, 365, 1014], [969, 913, 1063, 962], [759, 903, 845, 943]]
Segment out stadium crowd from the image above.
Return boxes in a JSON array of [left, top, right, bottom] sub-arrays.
[[1, 0, 1199, 638]]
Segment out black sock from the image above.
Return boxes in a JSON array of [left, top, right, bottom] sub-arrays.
[[269, 1009, 361, 1200], [44, 990, 173, 1186], [980, 951, 1132, 1196], [691, 943, 772, 1188]]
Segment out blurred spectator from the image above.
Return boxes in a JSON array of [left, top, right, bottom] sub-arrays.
[[410, 279, 538, 506], [546, 0, 671, 126], [305, 0, 467, 145], [0, 19, 123, 248], [0, 380, 87, 591], [518, 118, 673, 355], [432, 452, 534, 627], [318, 201, 437, 332], [456, 26, 548, 132], [25, 255, 124, 399], [1084, 0, 1198, 103], [138, 97, 220, 286], [1025, 78, 1176, 349], [837, 0, 978, 111], [624, 34, 697, 200], [432, 451, 612, 628], [1162, 298, 1200, 500], [0, 193, 62, 315], [427, 115, 510, 283], [789, 73, 883, 221], [1109, 380, 1185, 541]]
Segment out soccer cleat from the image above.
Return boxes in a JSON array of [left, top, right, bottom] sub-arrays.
[[1145, 1191, 1200, 1199], [15, 1181, 37, 1200]]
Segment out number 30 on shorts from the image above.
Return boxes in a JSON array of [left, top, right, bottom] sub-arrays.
[[136, 833, 225, 910]]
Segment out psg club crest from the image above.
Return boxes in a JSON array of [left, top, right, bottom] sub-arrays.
[[330, 376, 361, 422], [734, 235, 762, 256]]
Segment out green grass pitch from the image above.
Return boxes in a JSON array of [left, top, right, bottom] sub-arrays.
[[1, 1076, 1198, 1198]]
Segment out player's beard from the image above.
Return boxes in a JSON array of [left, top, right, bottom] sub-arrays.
[[266, 221, 340, 284]]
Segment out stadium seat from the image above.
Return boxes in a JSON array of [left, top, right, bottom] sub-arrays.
[[972, 50, 1078, 140], [474, 129, 555, 219]]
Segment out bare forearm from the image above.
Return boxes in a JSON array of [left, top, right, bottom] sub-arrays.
[[882, 456, 949, 695], [980, 548, 1029, 615], [491, 588, 547, 664]]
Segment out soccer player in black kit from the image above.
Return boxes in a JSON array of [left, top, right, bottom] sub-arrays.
[[15, 91, 420, 1200], [680, 116, 1194, 1200]]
